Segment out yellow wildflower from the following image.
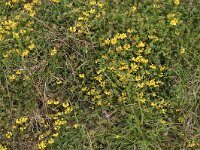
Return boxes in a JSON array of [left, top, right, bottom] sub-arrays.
[[13, 33, 19, 39], [149, 64, 156, 69], [9, 74, 16, 81], [135, 76, 142, 81], [81, 87, 87, 91], [127, 28, 134, 33], [137, 82, 145, 88], [97, 100, 102, 106], [53, 101, 59, 105], [16, 117, 28, 124], [123, 44, 131, 50], [0, 145, 7, 150], [24, 3, 33, 11], [5, 132, 12, 139], [180, 47, 185, 54], [104, 39, 110, 45], [137, 41, 145, 48], [167, 13, 175, 19], [170, 18, 178, 26], [111, 38, 117, 45], [116, 46, 123, 52], [73, 124, 79, 128], [188, 140, 197, 148], [37, 141, 46, 150], [69, 26, 76, 33], [50, 47, 57, 56], [48, 138, 54, 144], [132, 6, 137, 12], [47, 99, 53, 105], [62, 102, 69, 108], [21, 50, 29, 57], [52, 133, 59, 137], [173, 0, 180, 5], [159, 119, 167, 124], [28, 43, 35, 50], [16, 70, 22, 75], [79, 74, 85, 78], [32, 0, 39, 4]]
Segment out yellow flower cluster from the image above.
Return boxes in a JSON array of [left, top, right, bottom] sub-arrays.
[[167, 13, 179, 26], [5, 132, 12, 139], [69, 1, 105, 34], [0, 145, 7, 150], [80, 27, 167, 107], [15, 117, 28, 124], [24, 3, 36, 17], [173, 0, 180, 6], [50, 47, 57, 56]]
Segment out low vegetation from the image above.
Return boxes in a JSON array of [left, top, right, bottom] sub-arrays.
[[0, 0, 199, 149]]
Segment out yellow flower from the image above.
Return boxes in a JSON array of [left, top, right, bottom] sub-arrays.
[[5, 132, 12, 139], [104, 39, 110, 45], [127, 28, 134, 33], [79, 74, 85, 78], [135, 76, 142, 81], [28, 43, 35, 50], [89, 9, 95, 14], [24, 3, 33, 11], [9, 74, 16, 81], [137, 41, 145, 48], [151, 92, 156, 97], [15, 117, 28, 124], [16, 70, 22, 75], [0, 145, 7, 150], [116, 46, 123, 52], [173, 0, 180, 5], [110, 38, 117, 45], [73, 124, 79, 128], [47, 99, 53, 105], [13, 32, 19, 39], [123, 44, 131, 50], [170, 18, 178, 26], [69, 26, 76, 33], [29, 10, 36, 17], [149, 64, 156, 69], [37, 141, 46, 150], [48, 138, 54, 144], [21, 50, 29, 57], [146, 79, 156, 86], [178, 117, 184, 123], [97, 100, 102, 106], [188, 140, 197, 148], [50, 47, 57, 56], [180, 47, 185, 54], [56, 80, 62, 84], [81, 87, 87, 91], [52, 133, 59, 137], [167, 13, 175, 19], [62, 102, 69, 108], [132, 6, 137, 12], [104, 91, 111, 95], [53, 101, 59, 105], [159, 119, 167, 124], [32, 0, 39, 4], [137, 82, 145, 88], [115, 135, 121, 139]]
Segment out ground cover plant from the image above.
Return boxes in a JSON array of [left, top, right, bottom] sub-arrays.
[[0, 0, 200, 149]]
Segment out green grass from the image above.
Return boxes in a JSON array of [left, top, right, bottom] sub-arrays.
[[0, 0, 199, 149]]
